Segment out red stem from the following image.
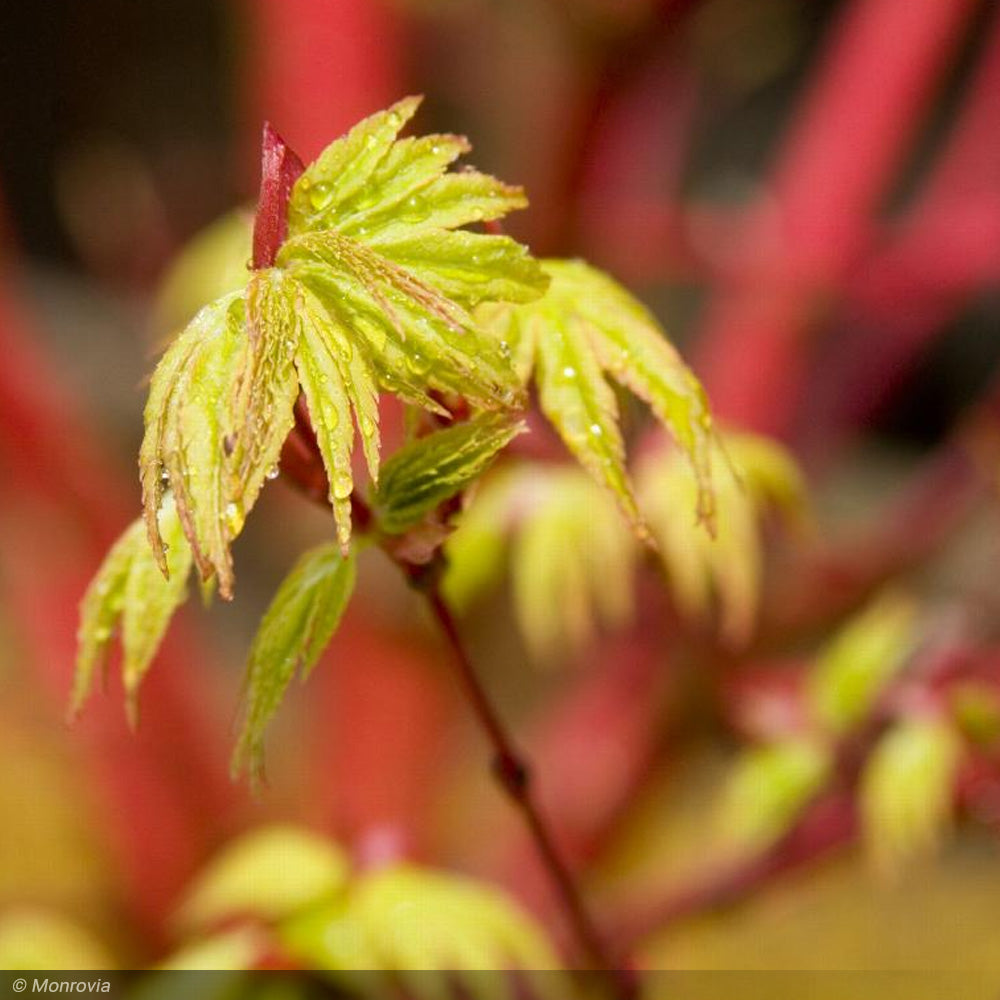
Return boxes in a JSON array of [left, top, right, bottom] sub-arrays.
[[423, 583, 633, 990]]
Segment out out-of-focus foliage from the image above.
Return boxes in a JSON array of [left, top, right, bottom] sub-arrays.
[[281, 862, 563, 996], [479, 259, 716, 538], [444, 465, 636, 662], [808, 592, 920, 736], [718, 740, 831, 851], [0, 909, 115, 970], [73, 495, 192, 722], [639, 431, 805, 645], [234, 545, 356, 777], [164, 826, 562, 990], [861, 719, 963, 876], [510, 468, 635, 663], [444, 429, 799, 659], [373, 412, 524, 536], [140, 97, 545, 597], [176, 826, 351, 932]]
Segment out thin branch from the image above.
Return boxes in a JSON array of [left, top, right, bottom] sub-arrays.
[[421, 578, 635, 995]]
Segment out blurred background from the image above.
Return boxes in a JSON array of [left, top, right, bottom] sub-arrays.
[[1, 0, 1000, 987]]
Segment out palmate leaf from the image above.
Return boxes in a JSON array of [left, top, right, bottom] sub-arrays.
[[479, 259, 716, 538], [139, 97, 545, 598], [74, 495, 193, 722], [373, 412, 525, 535], [233, 543, 356, 778]]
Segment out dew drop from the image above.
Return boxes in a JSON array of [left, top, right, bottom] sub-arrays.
[[360, 415, 375, 437], [332, 471, 354, 500], [562, 365, 577, 379], [309, 182, 334, 211], [320, 403, 340, 430], [589, 423, 603, 437], [224, 501, 244, 536], [266, 465, 280, 481], [406, 352, 430, 375]]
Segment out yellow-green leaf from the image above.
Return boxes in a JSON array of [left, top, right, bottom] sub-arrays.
[[292, 277, 380, 550], [74, 496, 192, 721], [479, 259, 716, 538], [861, 719, 962, 875], [280, 233, 526, 411], [288, 96, 424, 234], [140, 292, 247, 595], [226, 269, 300, 521], [176, 825, 351, 932], [370, 230, 545, 307], [234, 544, 356, 778], [809, 592, 920, 736], [374, 413, 525, 536]]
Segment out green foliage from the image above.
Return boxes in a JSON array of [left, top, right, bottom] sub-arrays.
[[480, 259, 716, 538], [141, 97, 545, 597], [73, 495, 192, 722], [638, 431, 805, 645], [861, 719, 962, 875], [809, 592, 919, 736], [373, 412, 524, 535], [140, 292, 249, 596], [444, 465, 636, 662], [176, 826, 351, 932], [234, 545, 356, 778], [719, 740, 832, 851], [281, 862, 563, 995]]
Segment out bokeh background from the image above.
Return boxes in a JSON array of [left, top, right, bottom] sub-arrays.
[[1, 0, 1000, 987]]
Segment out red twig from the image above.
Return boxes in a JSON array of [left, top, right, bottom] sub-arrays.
[[422, 583, 632, 989]]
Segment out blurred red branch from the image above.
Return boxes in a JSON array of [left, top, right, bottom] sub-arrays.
[[803, 6, 1000, 446], [694, 0, 980, 436]]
